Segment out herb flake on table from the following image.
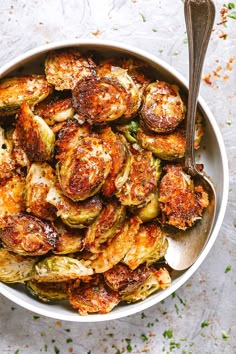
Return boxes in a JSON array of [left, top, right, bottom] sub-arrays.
[[163, 329, 173, 339], [201, 321, 209, 328], [140, 334, 148, 342], [125, 338, 132, 352], [225, 264, 232, 273]]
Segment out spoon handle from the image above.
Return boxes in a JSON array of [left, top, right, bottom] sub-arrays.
[[184, 0, 215, 175]]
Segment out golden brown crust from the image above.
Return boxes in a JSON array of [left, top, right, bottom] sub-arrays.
[[0, 174, 26, 228], [68, 275, 120, 315], [34, 96, 74, 125], [57, 136, 112, 201], [25, 162, 57, 221], [53, 221, 83, 254], [0, 127, 15, 183], [116, 145, 158, 207], [72, 76, 128, 124], [0, 75, 53, 116], [90, 216, 141, 273], [45, 48, 96, 90], [99, 127, 129, 197], [137, 126, 186, 161], [84, 198, 126, 252], [123, 222, 168, 270], [141, 81, 186, 133], [159, 164, 209, 230], [104, 263, 152, 293], [0, 213, 57, 256], [15, 102, 55, 162]]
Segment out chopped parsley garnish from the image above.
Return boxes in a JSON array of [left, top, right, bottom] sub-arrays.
[[222, 331, 230, 340], [33, 315, 40, 320], [140, 13, 146, 22], [125, 338, 132, 352], [201, 321, 209, 328], [163, 329, 173, 339], [227, 3, 236, 9], [54, 346, 60, 354], [14, 350, 19, 354], [225, 264, 232, 273], [227, 11, 236, 19], [66, 338, 73, 343], [140, 334, 148, 342]]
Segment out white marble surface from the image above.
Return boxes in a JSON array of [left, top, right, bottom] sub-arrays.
[[0, 0, 236, 353]]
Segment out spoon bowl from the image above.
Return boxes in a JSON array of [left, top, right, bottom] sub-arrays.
[[165, 0, 216, 271]]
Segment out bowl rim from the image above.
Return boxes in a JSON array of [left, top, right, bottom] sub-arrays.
[[0, 39, 229, 322]]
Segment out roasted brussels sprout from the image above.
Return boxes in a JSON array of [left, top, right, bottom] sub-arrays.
[[56, 136, 112, 201], [32, 255, 93, 282], [46, 185, 102, 228], [55, 119, 91, 163], [90, 216, 141, 273], [34, 96, 74, 126], [0, 174, 25, 228], [99, 127, 131, 197], [117, 145, 161, 207], [53, 221, 83, 254], [104, 263, 152, 293], [0, 213, 57, 256], [119, 57, 153, 96], [0, 248, 37, 283], [116, 120, 139, 143], [0, 75, 53, 116], [159, 164, 209, 230], [11, 129, 30, 168], [26, 279, 68, 302], [123, 222, 168, 270], [15, 102, 55, 161], [141, 80, 186, 133], [25, 162, 56, 221], [84, 198, 126, 252], [68, 275, 120, 315], [45, 48, 96, 90], [131, 190, 160, 222], [122, 267, 171, 303], [97, 62, 141, 118], [0, 127, 15, 182], [137, 126, 186, 161], [72, 76, 128, 125]]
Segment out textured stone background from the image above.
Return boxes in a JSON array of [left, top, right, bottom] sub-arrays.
[[0, 1, 236, 353]]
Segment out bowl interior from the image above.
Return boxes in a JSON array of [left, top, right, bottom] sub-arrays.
[[0, 40, 228, 322]]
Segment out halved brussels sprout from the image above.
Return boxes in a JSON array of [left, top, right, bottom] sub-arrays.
[[72, 76, 128, 124], [68, 275, 120, 315], [116, 145, 161, 207], [0, 213, 57, 256], [56, 136, 112, 201], [55, 119, 91, 163], [0, 75, 53, 116], [97, 62, 141, 118], [115, 120, 139, 143], [32, 255, 93, 282], [45, 48, 96, 90], [15, 102, 55, 161], [123, 222, 168, 270], [26, 279, 68, 302], [137, 127, 186, 161], [131, 190, 160, 222], [0, 248, 37, 283], [99, 127, 131, 197], [0, 174, 25, 228], [84, 198, 126, 252], [104, 263, 152, 293], [53, 220, 83, 254], [90, 216, 141, 273], [11, 129, 30, 168], [34, 96, 74, 125], [25, 162, 57, 221], [122, 267, 171, 303], [46, 185, 102, 228], [159, 164, 209, 230], [122, 267, 171, 302], [0, 127, 15, 181], [141, 80, 186, 133]]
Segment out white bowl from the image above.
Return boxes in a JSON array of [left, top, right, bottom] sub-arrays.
[[0, 40, 229, 322]]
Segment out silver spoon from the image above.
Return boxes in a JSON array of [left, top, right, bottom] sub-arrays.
[[164, 0, 216, 271]]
